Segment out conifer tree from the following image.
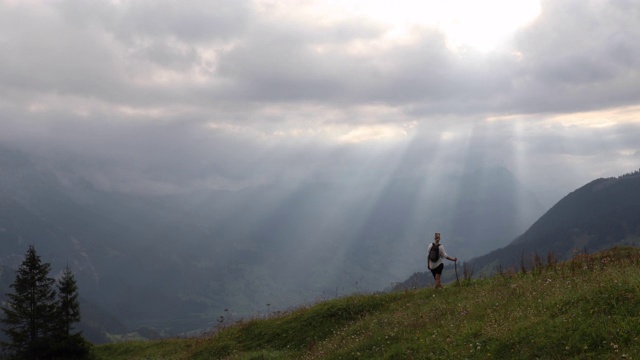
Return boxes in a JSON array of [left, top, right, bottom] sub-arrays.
[[1, 245, 57, 359], [50, 265, 90, 359], [55, 265, 81, 337]]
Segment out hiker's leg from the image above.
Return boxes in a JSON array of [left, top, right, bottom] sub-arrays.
[[433, 264, 444, 288]]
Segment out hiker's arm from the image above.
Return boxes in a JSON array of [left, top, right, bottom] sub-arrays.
[[446, 256, 457, 262]]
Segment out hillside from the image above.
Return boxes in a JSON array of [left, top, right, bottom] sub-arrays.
[[464, 170, 640, 276], [93, 246, 640, 359], [394, 169, 640, 291]]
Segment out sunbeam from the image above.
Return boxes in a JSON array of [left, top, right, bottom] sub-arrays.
[[2, 0, 640, 339]]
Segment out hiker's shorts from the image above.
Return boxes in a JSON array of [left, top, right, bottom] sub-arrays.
[[430, 263, 444, 278]]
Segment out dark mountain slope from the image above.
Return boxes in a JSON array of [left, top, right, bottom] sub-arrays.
[[393, 170, 640, 290], [466, 170, 640, 275]]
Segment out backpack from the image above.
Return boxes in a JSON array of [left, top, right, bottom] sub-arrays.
[[428, 243, 440, 262]]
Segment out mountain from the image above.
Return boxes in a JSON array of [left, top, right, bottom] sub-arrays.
[[466, 169, 640, 274], [0, 144, 544, 337], [394, 169, 640, 290]]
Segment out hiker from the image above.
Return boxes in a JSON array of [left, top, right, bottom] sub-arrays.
[[427, 232, 457, 289]]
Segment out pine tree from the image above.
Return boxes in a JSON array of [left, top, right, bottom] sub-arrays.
[[55, 265, 81, 337], [50, 265, 90, 359], [1, 245, 57, 359]]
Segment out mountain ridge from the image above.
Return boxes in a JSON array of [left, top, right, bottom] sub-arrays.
[[394, 169, 640, 291]]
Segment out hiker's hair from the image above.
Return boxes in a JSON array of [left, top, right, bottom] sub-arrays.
[[434, 232, 441, 241]]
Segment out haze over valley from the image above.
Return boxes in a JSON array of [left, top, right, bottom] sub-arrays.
[[1, 0, 640, 339], [1, 146, 547, 336]]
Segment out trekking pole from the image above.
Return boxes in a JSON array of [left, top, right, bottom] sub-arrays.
[[454, 259, 459, 284]]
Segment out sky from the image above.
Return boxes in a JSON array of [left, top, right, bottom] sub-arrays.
[[1, 0, 639, 205]]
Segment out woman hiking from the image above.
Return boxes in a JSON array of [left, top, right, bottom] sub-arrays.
[[427, 232, 457, 289]]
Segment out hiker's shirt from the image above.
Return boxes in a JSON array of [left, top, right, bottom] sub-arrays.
[[427, 243, 449, 270]]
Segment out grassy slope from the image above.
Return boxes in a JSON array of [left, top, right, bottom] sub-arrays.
[[94, 247, 640, 359]]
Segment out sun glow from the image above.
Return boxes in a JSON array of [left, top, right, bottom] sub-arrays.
[[437, 0, 541, 51], [361, 0, 541, 51], [265, 0, 542, 52]]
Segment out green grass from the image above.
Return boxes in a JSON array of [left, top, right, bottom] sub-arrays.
[[93, 246, 640, 359]]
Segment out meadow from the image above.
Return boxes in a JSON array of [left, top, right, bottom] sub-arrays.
[[94, 247, 640, 359]]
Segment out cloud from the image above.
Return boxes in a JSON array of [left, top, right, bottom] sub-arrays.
[[111, 0, 250, 43], [0, 0, 639, 200], [508, 0, 640, 113], [3, 0, 638, 114]]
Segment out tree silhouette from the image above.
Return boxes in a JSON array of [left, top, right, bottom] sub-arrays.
[[1, 247, 90, 359], [1, 245, 57, 359], [55, 265, 81, 337], [50, 265, 90, 359]]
